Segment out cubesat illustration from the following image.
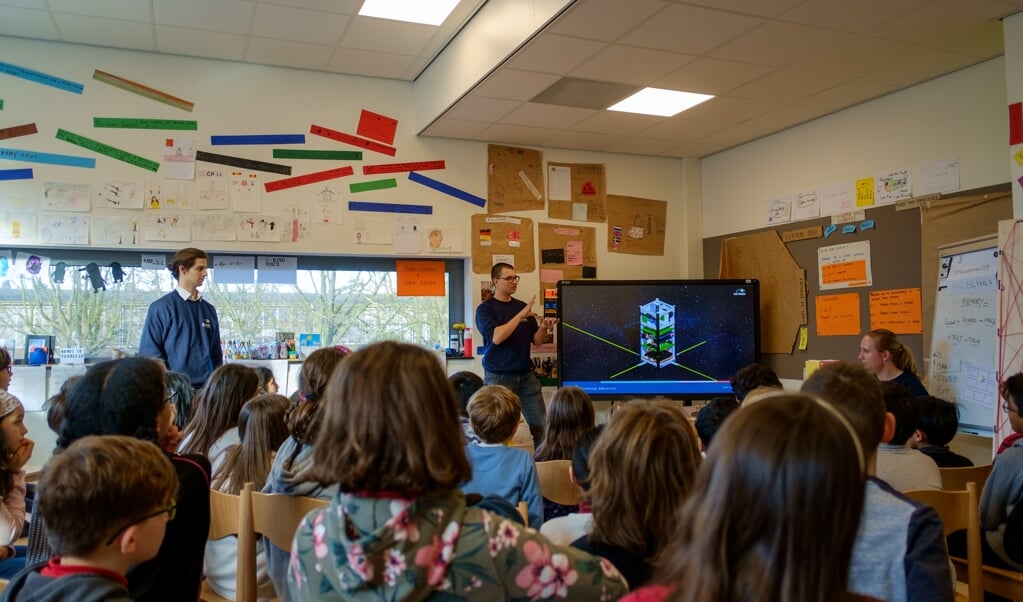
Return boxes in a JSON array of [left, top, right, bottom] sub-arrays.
[[640, 298, 675, 368]]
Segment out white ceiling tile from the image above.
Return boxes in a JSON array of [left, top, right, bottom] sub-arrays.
[[549, 0, 668, 42], [728, 70, 846, 103], [498, 103, 596, 129], [660, 139, 726, 158], [609, 135, 686, 155], [798, 79, 898, 111], [252, 4, 349, 46], [156, 26, 248, 61], [0, 0, 48, 8], [938, 20, 1007, 57], [621, 4, 764, 55], [53, 14, 155, 50], [676, 95, 778, 124], [326, 48, 417, 79], [0, 6, 57, 38], [401, 56, 432, 80], [257, 0, 362, 15], [422, 118, 491, 139], [636, 117, 728, 141], [245, 37, 334, 70], [709, 21, 839, 66], [779, 0, 931, 35], [791, 36, 919, 78], [476, 123, 559, 146], [872, 0, 1006, 48], [569, 44, 695, 86], [442, 96, 522, 122], [680, 0, 805, 18], [506, 34, 607, 76], [867, 47, 984, 87], [573, 111, 665, 136], [153, 0, 255, 35], [543, 130, 615, 152], [739, 103, 832, 131], [339, 16, 436, 55], [48, 0, 151, 22], [654, 57, 774, 94], [697, 123, 775, 148], [472, 69, 562, 102]]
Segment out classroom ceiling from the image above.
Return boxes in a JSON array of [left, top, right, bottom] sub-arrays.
[[1, 0, 1021, 158]]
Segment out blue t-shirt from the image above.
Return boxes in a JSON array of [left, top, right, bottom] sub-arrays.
[[475, 296, 538, 373]]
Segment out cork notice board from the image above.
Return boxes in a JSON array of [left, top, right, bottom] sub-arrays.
[[606, 194, 667, 255], [487, 144, 545, 214], [471, 214, 536, 275], [547, 162, 606, 222], [537, 222, 598, 289]]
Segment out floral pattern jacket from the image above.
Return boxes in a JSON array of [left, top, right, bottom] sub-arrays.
[[288, 488, 628, 601]]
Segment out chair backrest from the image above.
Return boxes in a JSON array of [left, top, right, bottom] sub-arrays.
[[508, 442, 534, 455], [207, 483, 256, 602], [904, 482, 982, 602], [517, 501, 529, 527], [535, 459, 581, 506], [940, 464, 993, 492], [250, 490, 329, 551]]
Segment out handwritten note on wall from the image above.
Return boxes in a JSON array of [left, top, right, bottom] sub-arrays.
[[396, 260, 445, 296], [868, 288, 922, 333], [816, 292, 861, 336]]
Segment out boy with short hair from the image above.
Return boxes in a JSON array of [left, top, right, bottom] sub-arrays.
[[460, 385, 542, 527], [694, 396, 740, 451], [2, 435, 179, 601], [801, 362, 953, 602], [911, 395, 973, 468], [876, 381, 942, 491]]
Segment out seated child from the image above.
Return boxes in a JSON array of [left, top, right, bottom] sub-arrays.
[[3, 435, 178, 601], [729, 363, 783, 404], [694, 396, 739, 452], [460, 385, 542, 527], [540, 427, 601, 545], [876, 381, 942, 491], [911, 396, 973, 468], [449, 371, 483, 445]]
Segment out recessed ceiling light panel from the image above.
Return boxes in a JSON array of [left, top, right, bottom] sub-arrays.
[[608, 88, 714, 117], [359, 0, 460, 26]]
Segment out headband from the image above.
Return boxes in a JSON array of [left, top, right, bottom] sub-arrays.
[[809, 395, 866, 475], [0, 391, 23, 419]]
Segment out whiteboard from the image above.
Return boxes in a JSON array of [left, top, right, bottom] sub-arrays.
[[929, 238, 999, 435]]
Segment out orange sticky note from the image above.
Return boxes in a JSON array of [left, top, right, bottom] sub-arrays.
[[816, 292, 861, 336], [821, 259, 868, 286], [396, 260, 446, 297], [869, 288, 923, 333]]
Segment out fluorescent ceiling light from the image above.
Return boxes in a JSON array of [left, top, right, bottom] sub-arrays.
[[607, 88, 714, 117], [359, 0, 460, 26]]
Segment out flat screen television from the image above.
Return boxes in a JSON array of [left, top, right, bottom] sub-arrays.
[[557, 279, 760, 400]]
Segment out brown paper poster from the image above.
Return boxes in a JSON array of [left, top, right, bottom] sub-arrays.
[[487, 144, 545, 214], [537, 222, 598, 289], [719, 230, 807, 354], [606, 194, 667, 255], [470, 214, 535, 275], [547, 162, 606, 222]]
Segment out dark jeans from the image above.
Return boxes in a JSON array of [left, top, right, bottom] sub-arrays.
[[484, 371, 546, 446]]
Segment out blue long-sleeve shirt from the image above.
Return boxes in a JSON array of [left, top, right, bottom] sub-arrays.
[[462, 444, 543, 527], [139, 290, 222, 387]]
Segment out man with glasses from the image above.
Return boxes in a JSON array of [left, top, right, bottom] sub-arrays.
[[475, 263, 558, 447]]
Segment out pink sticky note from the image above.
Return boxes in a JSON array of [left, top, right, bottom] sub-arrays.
[[566, 240, 583, 266], [540, 269, 563, 284]]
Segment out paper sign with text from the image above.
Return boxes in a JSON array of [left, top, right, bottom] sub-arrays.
[[396, 260, 445, 297]]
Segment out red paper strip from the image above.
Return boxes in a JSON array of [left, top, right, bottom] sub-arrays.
[[309, 124, 396, 156], [363, 160, 445, 175], [0, 122, 37, 141], [264, 165, 354, 193], [356, 109, 398, 145], [1010, 102, 1023, 146]]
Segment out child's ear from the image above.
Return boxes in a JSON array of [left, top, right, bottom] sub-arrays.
[[881, 412, 897, 444], [117, 525, 140, 556], [911, 428, 927, 447]]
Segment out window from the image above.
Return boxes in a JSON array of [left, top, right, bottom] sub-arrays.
[[0, 249, 464, 358]]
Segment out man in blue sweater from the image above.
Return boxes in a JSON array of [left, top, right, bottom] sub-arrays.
[[139, 247, 222, 388], [475, 263, 557, 447]]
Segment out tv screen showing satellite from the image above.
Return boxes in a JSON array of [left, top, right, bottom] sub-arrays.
[[557, 279, 761, 399]]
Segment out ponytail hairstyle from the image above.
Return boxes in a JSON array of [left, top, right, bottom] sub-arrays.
[[866, 328, 918, 375]]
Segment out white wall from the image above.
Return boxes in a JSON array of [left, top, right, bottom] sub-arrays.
[[1006, 13, 1023, 218], [701, 57, 1009, 238]]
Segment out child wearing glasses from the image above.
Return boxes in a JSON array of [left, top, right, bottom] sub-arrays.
[[2, 435, 178, 601]]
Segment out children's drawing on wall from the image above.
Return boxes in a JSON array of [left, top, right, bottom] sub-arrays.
[[161, 137, 196, 180], [231, 171, 261, 213], [237, 214, 281, 242], [197, 169, 228, 211], [191, 213, 236, 241], [38, 214, 89, 245], [353, 216, 391, 245], [143, 212, 189, 241], [395, 216, 421, 254], [792, 190, 820, 221], [0, 213, 35, 244], [766, 195, 793, 225], [426, 226, 462, 253], [90, 215, 140, 247], [146, 181, 193, 210], [875, 168, 912, 205], [13, 252, 49, 278], [42, 181, 91, 212], [819, 181, 854, 216], [287, 205, 310, 242], [96, 179, 143, 209], [314, 186, 341, 224]]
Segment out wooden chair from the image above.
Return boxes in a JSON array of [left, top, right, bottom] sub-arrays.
[[517, 501, 529, 527], [940, 465, 993, 492], [508, 442, 534, 455], [535, 460, 581, 506], [201, 483, 256, 602], [250, 489, 329, 601], [904, 482, 982, 602]]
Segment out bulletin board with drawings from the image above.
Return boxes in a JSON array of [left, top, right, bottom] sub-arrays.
[[486, 145, 545, 214], [703, 202, 924, 380], [536, 222, 598, 289], [546, 162, 606, 222], [606, 194, 667, 255], [470, 214, 535, 275]]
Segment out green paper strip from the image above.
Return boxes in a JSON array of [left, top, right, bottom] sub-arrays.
[[56, 128, 160, 172], [0, 100, 4, 110], [350, 178, 397, 193], [94, 117, 197, 130], [273, 149, 362, 160]]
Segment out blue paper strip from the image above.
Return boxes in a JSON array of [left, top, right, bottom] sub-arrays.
[[824, 224, 837, 238], [842, 224, 857, 234], [0, 168, 33, 180], [211, 134, 305, 145], [349, 201, 433, 215], [0, 147, 95, 168], [860, 219, 875, 231], [408, 171, 485, 207], [0, 62, 84, 94]]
